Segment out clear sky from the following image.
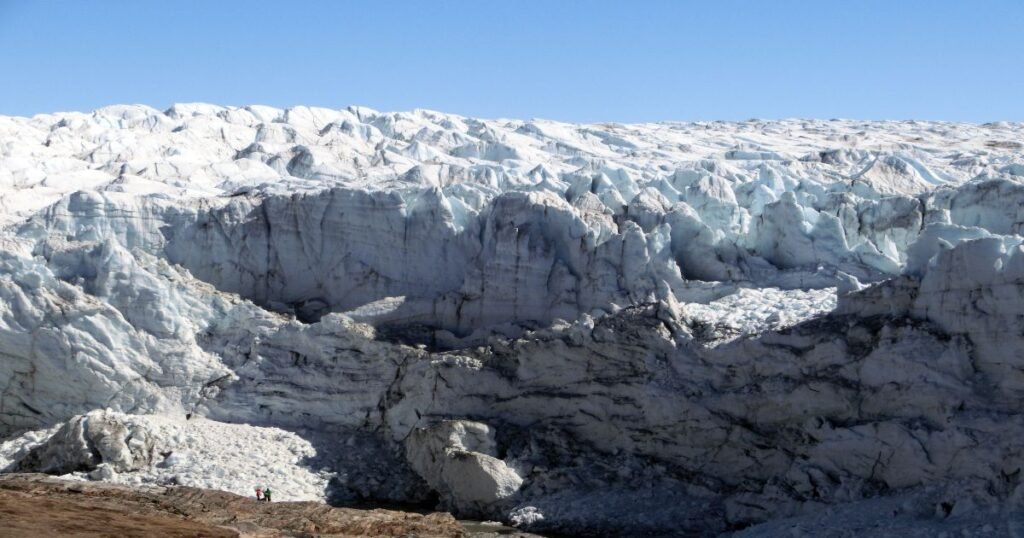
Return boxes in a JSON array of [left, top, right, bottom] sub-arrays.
[[1, 0, 1022, 122]]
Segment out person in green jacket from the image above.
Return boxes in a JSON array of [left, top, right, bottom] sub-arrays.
[[264, 486, 272, 502]]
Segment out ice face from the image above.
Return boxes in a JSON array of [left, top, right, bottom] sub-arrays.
[[1, 105, 1023, 535]]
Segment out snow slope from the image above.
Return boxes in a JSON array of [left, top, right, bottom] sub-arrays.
[[1, 105, 1024, 535]]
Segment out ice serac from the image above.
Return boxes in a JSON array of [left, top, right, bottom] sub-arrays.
[[1, 105, 1024, 536], [12, 411, 154, 476], [0, 242, 230, 436]]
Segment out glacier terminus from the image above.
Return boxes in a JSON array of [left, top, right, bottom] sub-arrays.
[[1, 104, 1023, 536]]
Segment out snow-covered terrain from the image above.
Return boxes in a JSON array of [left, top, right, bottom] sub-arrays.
[[1, 411, 328, 500], [1, 104, 1023, 535]]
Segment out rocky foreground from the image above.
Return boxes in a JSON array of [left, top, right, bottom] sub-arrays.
[[0, 473, 465, 537]]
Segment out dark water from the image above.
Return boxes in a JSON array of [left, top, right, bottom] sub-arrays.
[[460, 520, 548, 537]]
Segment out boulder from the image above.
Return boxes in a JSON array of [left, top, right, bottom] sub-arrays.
[[404, 420, 523, 514]]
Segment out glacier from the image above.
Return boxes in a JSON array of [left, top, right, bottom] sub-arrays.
[[1, 104, 1023, 535]]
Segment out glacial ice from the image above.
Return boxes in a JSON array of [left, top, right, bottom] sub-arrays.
[[1, 104, 1023, 535]]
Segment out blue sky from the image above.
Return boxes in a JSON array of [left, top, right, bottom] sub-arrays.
[[1, 0, 1021, 122]]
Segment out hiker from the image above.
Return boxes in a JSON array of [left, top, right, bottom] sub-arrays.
[[255, 486, 263, 501], [264, 486, 273, 502]]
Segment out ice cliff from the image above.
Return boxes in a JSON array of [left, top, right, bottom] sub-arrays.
[[1, 105, 1023, 535]]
